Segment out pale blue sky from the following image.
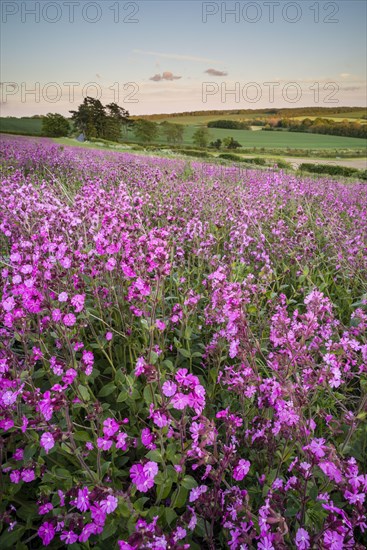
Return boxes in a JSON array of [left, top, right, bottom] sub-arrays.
[[1, 0, 366, 115]]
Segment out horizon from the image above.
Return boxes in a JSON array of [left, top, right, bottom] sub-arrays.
[[1, 105, 367, 120], [1, 1, 366, 117]]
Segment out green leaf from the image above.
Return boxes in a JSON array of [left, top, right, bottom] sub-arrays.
[[165, 507, 177, 525], [118, 500, 131, 518], [0, 527, 25, 548], [78, 384, 90, 401], [115, 369, 125, 384], [178, 348, 191, 359], [101, 519, 117, 540], [74, 431, 91, 442], [166, 442, 177, 461], [173, 486, 188, 508], [134, 497, 149, 512], [181, 475, 197, 490], [150, 351, 159, 365], [143, 385, 154, 405], [117, 389, 128, 402], [162, 359, 174, 371], [98, 383, 116, 397], [101, 461, 111, 476], [146, 449, 163, 463]]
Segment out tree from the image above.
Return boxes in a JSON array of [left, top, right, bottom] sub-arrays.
[[106, 103, 130, 139], [69, 97, 130, 141], [42, 113, 70, 137], [210, 139, 222, 149], [223, 136, 241, 149], [160, 122, 184, 144], [192, 127, 210, 148], [133, 119, 159, 144]]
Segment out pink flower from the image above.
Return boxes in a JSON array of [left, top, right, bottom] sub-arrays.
[[103, 417, 119, 437], [71, 293, 85, 312], [258, 537, 275, 550], [144, 461, 158, 478], [173, 526, 187, 542], [134, 357, 146, 376], [2, 296, 15, 312], [156, 319, 166, 331], [105, 257, 116, 271], [306, 438, 326, 459], [82, 350, 94, 367], [323, 530, 344, 549], [233, 459, 250, 481], [118, 542, 135, 550], [39, 503, 53, 515], [344, 490, 365, 505], [171, 392, 190, 410], [58, 292, 68, 302], [38, 522, 55, 546], [162, 381, 177, 397], [130, 461, 158, 492], [116, 432, 128, 450], [79, 523, 97, 542], [62, 368, 77, 385], [52, 308, 62, 322], [295, 528, 310, 550], [0, 418, 14, 431], [13, 448, 24, 461], [63, 313, 76, 327], [10, 470, 21, 483], [60, 530, 78, 544], [91, 504, 106, 526], [76, 487, 90, 512], [97, 438, 113, 451], [189, 485, 208, 502], [152, 410, 169, 428], [39, 391, 53, 421], [40, 432, 55, 454], [106, 331, 113, 341], [21, 468, 35, 482], [100, 495, 118, 514], [141, 428, 155, 449]]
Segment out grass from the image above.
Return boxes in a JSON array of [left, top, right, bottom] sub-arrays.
[[125, 125, 367, 151], [2, 115, 366, 156], [0, 117, 43, 135]]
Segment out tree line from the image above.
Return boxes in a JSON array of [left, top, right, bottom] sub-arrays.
[[265, 117, 367, 139]]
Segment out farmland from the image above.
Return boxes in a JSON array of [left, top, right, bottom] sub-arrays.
[[1, 135, 366, 549], [1, 114, 366, 156]]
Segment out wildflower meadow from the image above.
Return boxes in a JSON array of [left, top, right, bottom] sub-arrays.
[[0, 135, 366, 549]]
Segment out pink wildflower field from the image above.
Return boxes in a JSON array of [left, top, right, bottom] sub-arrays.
[[0, 135, 367, 549]]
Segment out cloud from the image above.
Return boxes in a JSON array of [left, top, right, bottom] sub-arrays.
[[133, 49, 220, 64], [150, 71, 182, 82], [205, 68, 228, 77], [341, 85, 363, 92], [340, 73, 351, 78]]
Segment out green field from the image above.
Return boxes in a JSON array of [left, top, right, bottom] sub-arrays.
[[202, 128, 366, 150], [1, 115, 366, 153], [0, 117, 43, 135], [128, 125, 366, 151]]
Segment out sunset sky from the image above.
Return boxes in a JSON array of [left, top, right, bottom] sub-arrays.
[[1, 0, 366, 116]]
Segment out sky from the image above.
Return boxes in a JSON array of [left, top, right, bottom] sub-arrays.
[[0, 0, 366, 116]]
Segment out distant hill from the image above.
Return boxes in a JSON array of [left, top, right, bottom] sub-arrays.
[[135, 106, 367, 122]]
